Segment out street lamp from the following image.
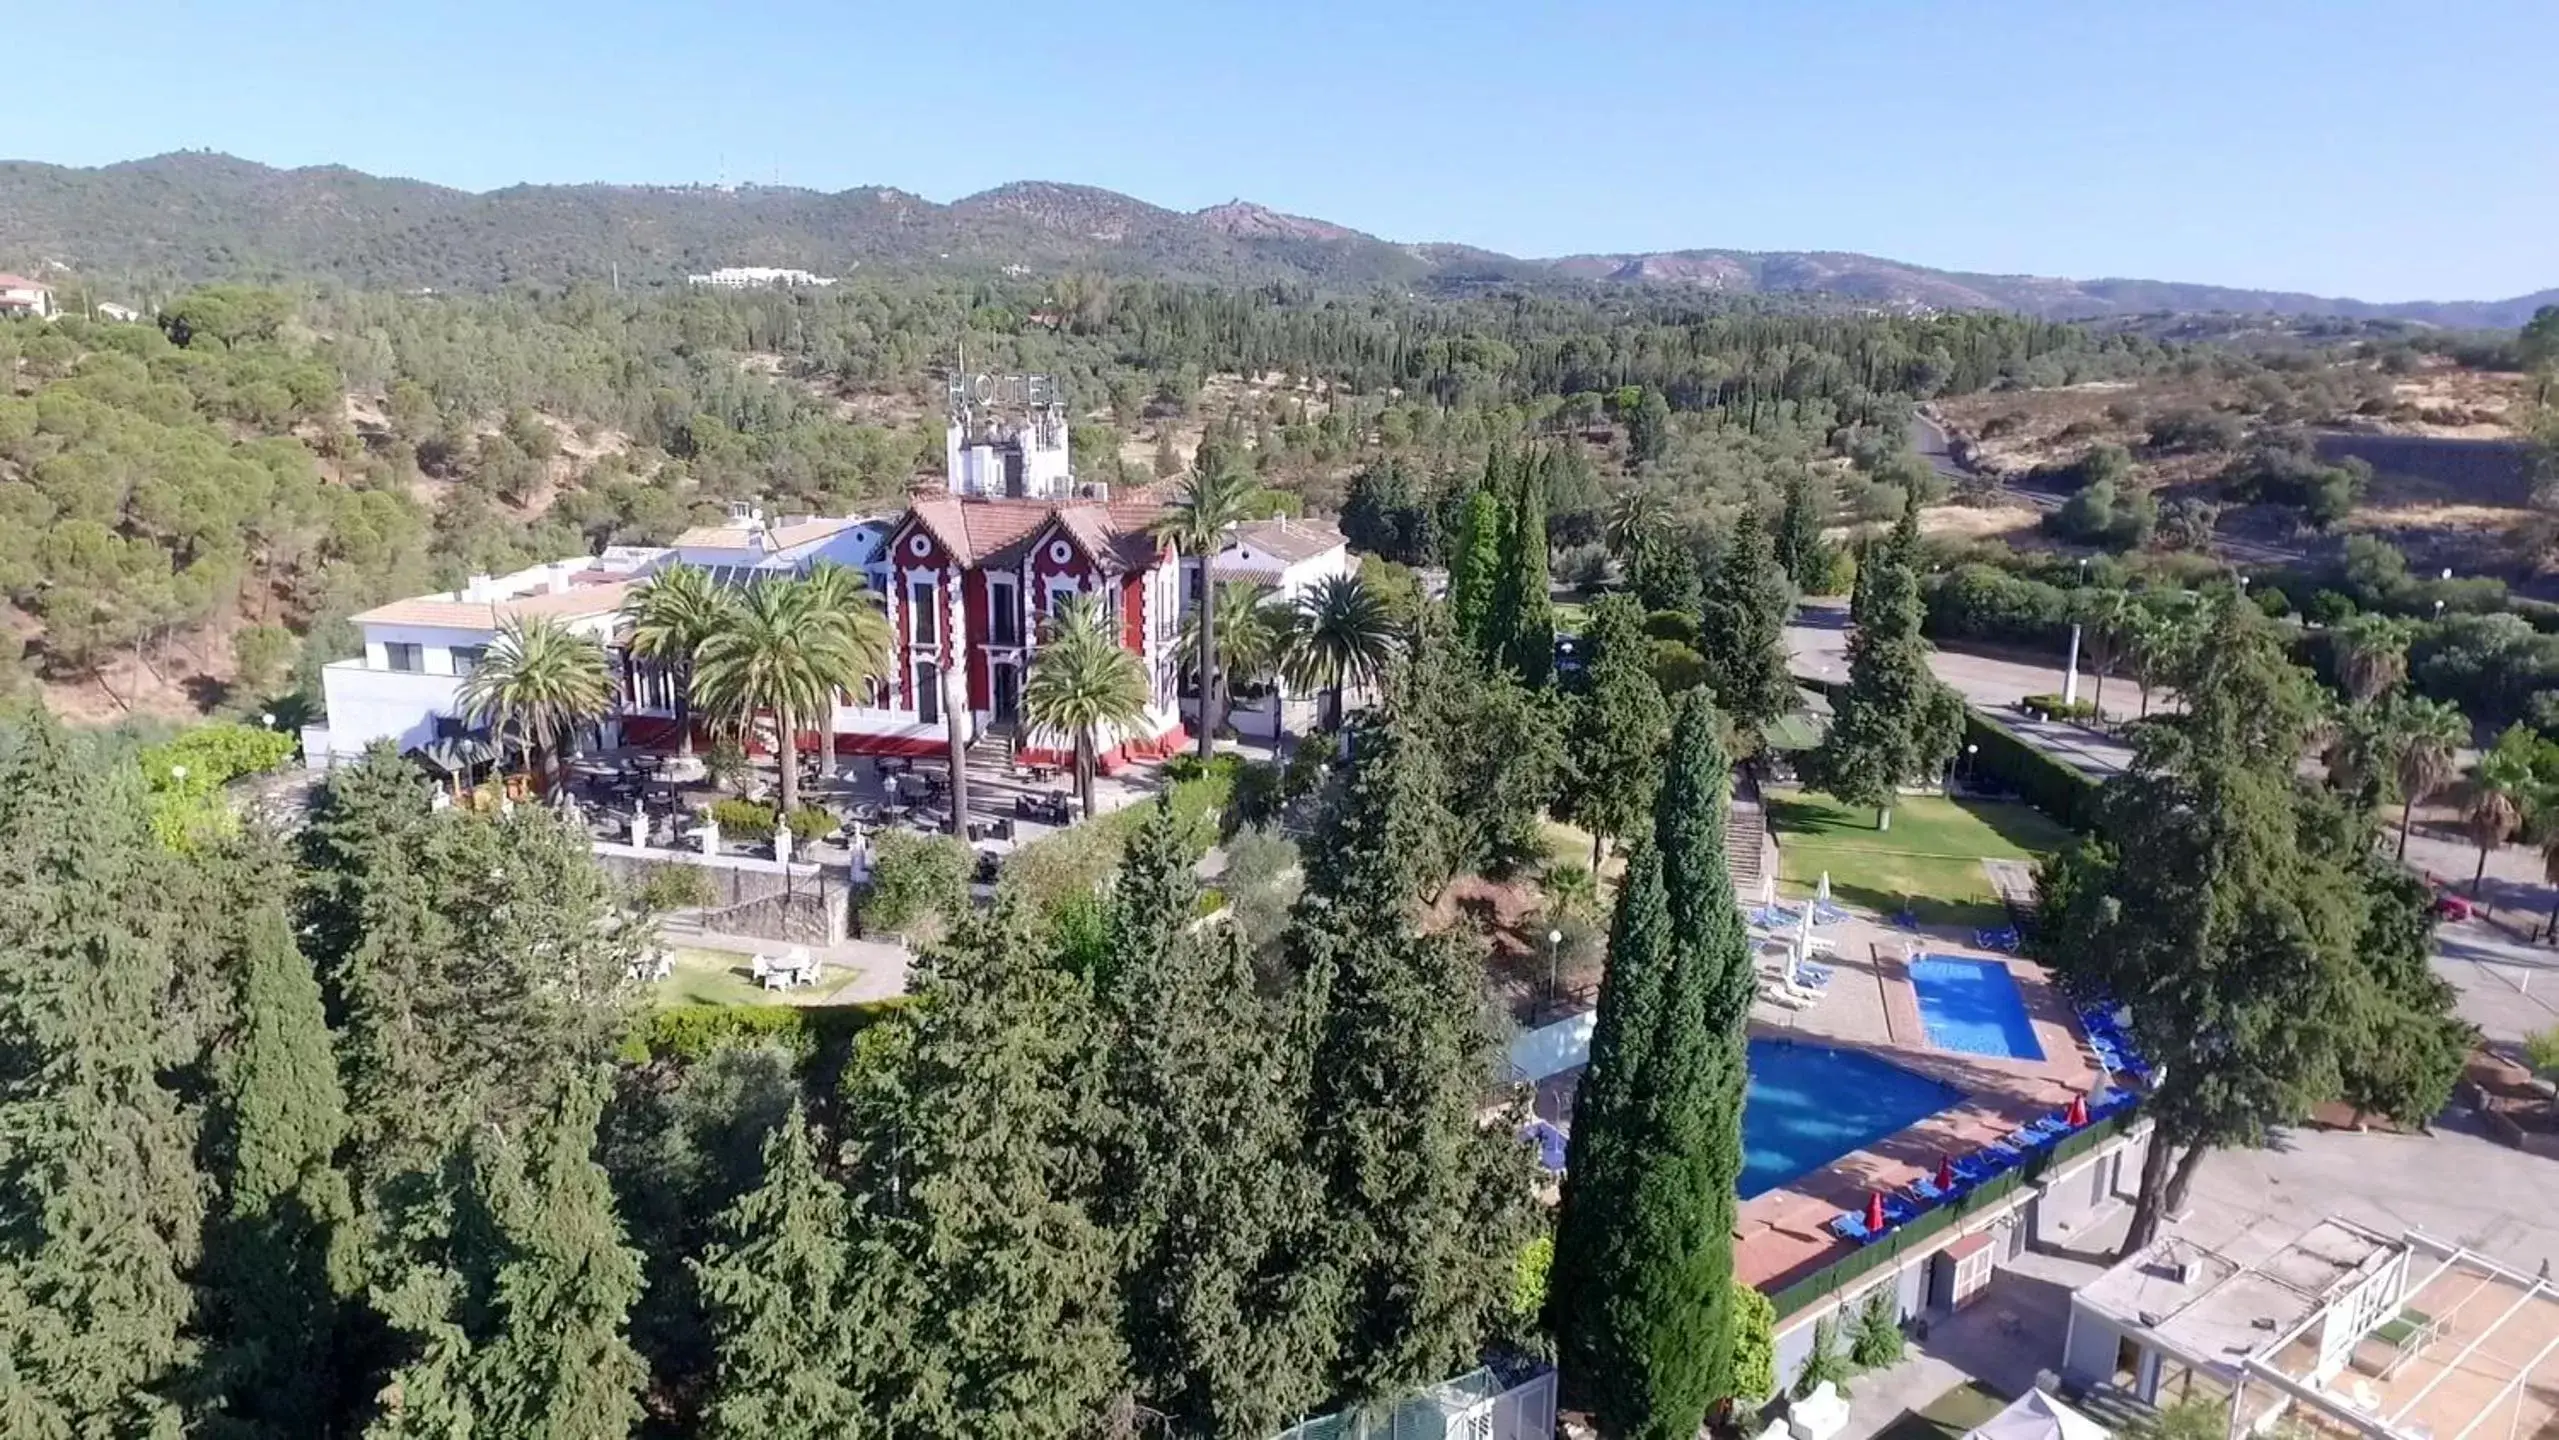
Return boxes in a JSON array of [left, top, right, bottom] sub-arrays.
[[2063, 558, 2090, 706], [1545, 928, 1565, 1020]]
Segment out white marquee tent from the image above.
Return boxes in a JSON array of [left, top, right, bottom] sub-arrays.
[[1965, 1390, 2110, 1440]]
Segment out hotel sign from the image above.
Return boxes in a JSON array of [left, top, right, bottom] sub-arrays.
[[948, 371, 1058, 410]]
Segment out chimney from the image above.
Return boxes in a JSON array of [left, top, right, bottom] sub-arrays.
[[462, 573, 497, 602], [547, 563, 574, 595]]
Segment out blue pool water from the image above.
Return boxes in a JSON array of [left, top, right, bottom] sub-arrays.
[[1741, 1039, 1966, 1199], [1907, 955, 2046, 1061]]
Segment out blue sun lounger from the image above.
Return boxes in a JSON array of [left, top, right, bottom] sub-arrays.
[[1827, 1212, 1882, 1245]]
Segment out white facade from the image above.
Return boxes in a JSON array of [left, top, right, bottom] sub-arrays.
[[685, 267, 837, 288], [1183, 517, 1354, 611], [0, 274, 54, 320]]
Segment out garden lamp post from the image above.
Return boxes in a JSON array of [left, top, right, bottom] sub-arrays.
[[942, 663, 971, 839], [1545, 928, 1565, 1021], [2063, 557, 2089, 706]]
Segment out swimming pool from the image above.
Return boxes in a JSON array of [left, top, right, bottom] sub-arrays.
[[1741, 1039, 1966, 1199], [1907, 955, 2046, 1061]]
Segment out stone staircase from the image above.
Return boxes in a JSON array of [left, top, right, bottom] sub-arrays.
[[1728, 768, 1774, 898]]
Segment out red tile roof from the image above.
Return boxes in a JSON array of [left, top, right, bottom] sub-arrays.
[[903, 495, 1167, 572]]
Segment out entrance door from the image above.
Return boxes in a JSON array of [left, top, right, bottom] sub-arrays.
[[992, 663, 1021, 724]]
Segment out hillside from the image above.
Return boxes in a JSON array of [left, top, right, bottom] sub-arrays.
[[3, 151, 2548, 325]]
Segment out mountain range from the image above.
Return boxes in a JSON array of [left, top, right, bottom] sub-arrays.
[[2, 151, 2549, 328]]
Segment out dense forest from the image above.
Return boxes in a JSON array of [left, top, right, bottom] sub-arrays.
[[0, 272, 2167, 720]]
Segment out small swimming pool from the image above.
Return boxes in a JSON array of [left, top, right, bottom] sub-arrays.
[[1742, 1039, 1965, 1199], [1907, 955, 2046, 1061]]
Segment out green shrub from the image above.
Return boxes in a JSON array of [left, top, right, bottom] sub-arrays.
[[137, 721, 298, 852], [1849, 1284, 1905, 1369], [1795, 1314, 1853, 1398], [627, 999, 905, 1065], [708, 797, 776, 839], [1810, 545, 1857, 597], [863, 830, 973, 937], [632, 862, 713, 914], [2524, 1026, 2559, 1077], [1729, 1282, 1778, 1406], [785, 806, 836, 844], [2020, 693, 2100, 722], [2306, 589, 2359, 625], [1510, 1230, 1555, 1342]]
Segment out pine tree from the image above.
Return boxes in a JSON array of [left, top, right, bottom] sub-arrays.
[[367, 1080, 648, 1439], [1775, 471, 1829, 591], [1628, 529, 1702, 615], [0, 714, 202, 1437], [1551, 694, 1752, 1437], [1488, 452, 1555, 685], [1812, 500, 1954, 829], [1698, 508, 1798, 747], [693, 1104, 867, 1440], [1559, 594, 1670, 867], [2032, 598, 2367, 1254], [859, 900, 1129, 1439], [1292, 720, 1535, 1404], [1102, 804, 1328, 1437], [198, 841, 357, 1440]]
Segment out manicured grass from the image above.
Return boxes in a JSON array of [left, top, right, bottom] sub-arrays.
[[1870, 1380, 2009, 1440], [1767, 790, 2070, 928], [658, 947, 787, 1008]]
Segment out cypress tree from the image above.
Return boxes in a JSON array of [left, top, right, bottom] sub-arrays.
[[1559, 594, 1671, 867], [1448, 488, 1502, 657], [1292, 721, 1535, 1404], [198, 841, 357, 1439], [1775, 471, 1828, 591], [1102, 803, 1329, 1437], [1550, 694, 1753, 1438], [1490, 452, 1555, 685], [1698, 508, 1798, 748], [0, 714, 202, 1436], [1813, 500, 1954, 830], [861, 900, 1129, 1439], [693, 1104, 867, 1440]]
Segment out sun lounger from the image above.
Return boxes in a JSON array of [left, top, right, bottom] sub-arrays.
[[1827, 1213, 1881, 1245], [1795, 961, 1835, 986], [1905, 1175, 1956, 1205], [1880, 1193, 1922, 1226], [1951, 1153, 2003, 1187], [1760, 982, 1818, 1010]]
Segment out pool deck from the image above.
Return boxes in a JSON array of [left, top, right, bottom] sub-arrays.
[[1534, 907, 2117, 1294]]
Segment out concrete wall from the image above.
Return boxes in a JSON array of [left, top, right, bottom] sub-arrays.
[[317, 659, 462, 758], [2061, 1297, 2128, 1389], [2031, 1127, 2146, 1249]]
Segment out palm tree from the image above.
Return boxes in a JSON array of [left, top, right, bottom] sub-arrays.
[[2527, 803, 2559, 942], [2466, 727, 2540, 899], [1179, 581, 1286, 750], [624, 563, 726, 757], [1602, 488, 1666, 560], [2389, 694, 2469, 860], [795, 561, 895, 784], [1022, 594, 1150, 819], [692, 579, 854, 817], [456, 616, 613, 790], [2333, 613, 2417, 704], [1153, 462, 1262, 758], [1284, 573, 1401, 731]]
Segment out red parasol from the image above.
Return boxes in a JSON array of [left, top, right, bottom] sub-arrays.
[[1937, 1156, 1958, 1192], [2065, 1093, 2090, 1128], [1864, 1191, 1887, 1233]]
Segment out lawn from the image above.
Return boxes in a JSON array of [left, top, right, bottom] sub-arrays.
[[1869, 1380, 2008, 1440], [657, 947, 793, 1007], [1766, 789, 2071, 929]]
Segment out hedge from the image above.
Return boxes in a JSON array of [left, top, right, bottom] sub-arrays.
[[626, 998, 907, 1066], [1964, 708, 2102, 833]]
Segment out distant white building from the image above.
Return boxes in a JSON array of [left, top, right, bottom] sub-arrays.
[[685, 266, 838, 289], [1187, 516, 1355, 610], [0, 274, 54, 320], [94, 302, 143, 323]]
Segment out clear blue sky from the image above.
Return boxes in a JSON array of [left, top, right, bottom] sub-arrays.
[[8, 0, 2552, 301]]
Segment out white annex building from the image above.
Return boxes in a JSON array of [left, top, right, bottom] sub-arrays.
[[2064, 1215, 2559, 1440]]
